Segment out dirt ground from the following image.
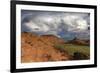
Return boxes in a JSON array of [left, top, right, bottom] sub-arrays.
[[21, 32, 71, 63]]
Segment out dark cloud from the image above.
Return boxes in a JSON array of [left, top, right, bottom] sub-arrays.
[[21, 10, 90, 40]]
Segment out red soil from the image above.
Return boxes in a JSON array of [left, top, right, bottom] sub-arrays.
[[21, 32, 71, 63]]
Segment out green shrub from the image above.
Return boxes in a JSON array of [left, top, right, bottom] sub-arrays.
[[53, 44, 90, 60], [73, 52, 90, 60]]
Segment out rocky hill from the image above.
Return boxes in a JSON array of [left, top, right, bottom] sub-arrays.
[[21, 32, 71, 63]]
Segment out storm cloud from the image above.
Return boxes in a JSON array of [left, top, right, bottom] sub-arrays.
[[21, 10, 90, 40]]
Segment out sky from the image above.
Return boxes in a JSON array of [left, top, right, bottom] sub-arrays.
[[21, 10, 90, 40]]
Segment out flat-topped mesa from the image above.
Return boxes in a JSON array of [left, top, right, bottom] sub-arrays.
[[40, 35, 65, 44], [66, 37, 90, 46]]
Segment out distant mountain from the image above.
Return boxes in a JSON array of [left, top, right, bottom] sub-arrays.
[[21, 32, 71, 63], [66, 37, 90, 46]]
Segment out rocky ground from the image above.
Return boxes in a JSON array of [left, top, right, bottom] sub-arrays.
[[21, 32, 71, 63]]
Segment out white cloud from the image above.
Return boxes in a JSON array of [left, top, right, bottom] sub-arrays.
[[63, 14, 88, 32], [76, 19, 88, 30], [22, 11, 90, 39]]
